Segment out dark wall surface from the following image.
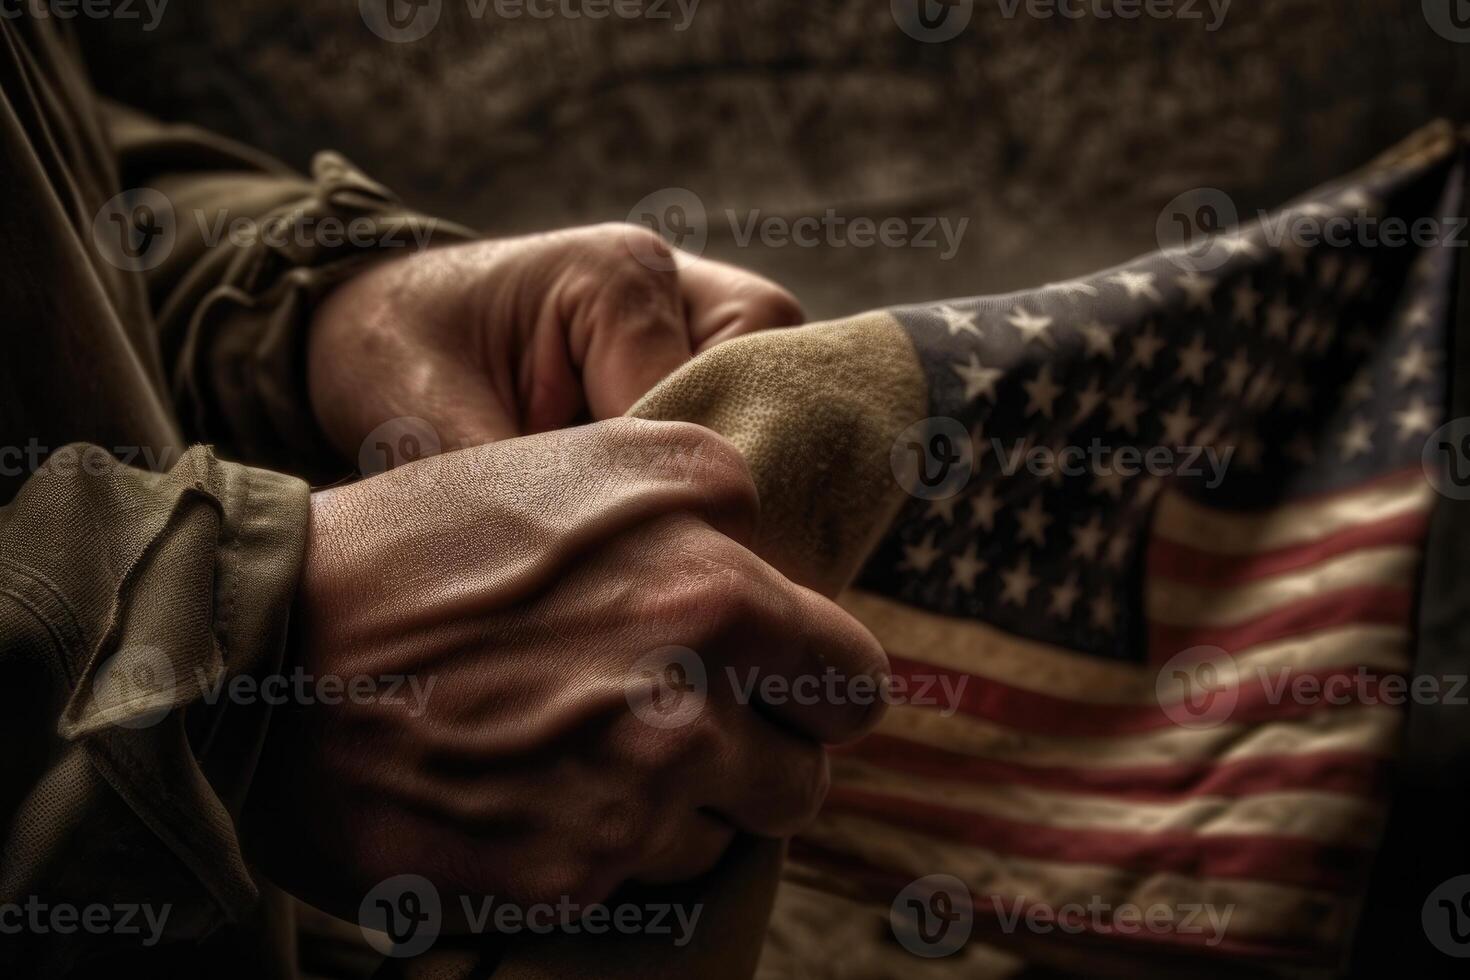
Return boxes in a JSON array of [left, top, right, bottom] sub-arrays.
[[82, 1, 1468, 319]]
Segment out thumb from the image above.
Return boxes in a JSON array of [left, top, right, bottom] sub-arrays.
[[575, 236, 695, 418]]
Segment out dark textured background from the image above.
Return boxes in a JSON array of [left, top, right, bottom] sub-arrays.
[[82, 1, 1468, 319]]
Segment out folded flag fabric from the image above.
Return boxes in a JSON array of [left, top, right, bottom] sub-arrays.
[[633, 120, 1466, 975]]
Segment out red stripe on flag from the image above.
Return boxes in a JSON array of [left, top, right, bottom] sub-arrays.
[[887, 655, 1406, 735], [787, 839, 1335, 965], [841, 733, 1394, 801], [1147, 585, 1413, 657], [1148, 509, 1429, 586], [822, 787, 1368, 890]]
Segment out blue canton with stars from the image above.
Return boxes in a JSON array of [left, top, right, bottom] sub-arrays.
[[859, 131, 1460, 663]]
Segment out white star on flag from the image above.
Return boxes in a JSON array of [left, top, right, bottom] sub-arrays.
[[1393, 397, 1436, 440], [1338, 417, 1375, 461], [935, 304, 982, 339], [1175, 272, 1216, 310], [952, 352, 1003, 402], [1107, 270, 1161, 301], [999, 553, 1038, 607], [1022, 363, 1063, 418], [1007, 306, 1055, 346]]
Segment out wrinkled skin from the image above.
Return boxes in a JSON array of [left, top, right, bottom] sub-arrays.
[[307, 222, 806, 452], [246, 224, 883, 927]]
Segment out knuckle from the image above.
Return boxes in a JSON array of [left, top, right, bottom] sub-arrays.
[[769, 743, 830, 834], [583, 800, 650, 864], [525, 861, 610, 909], [688, 551, 767, 635], [597, 220, 668, 254], [627, 720, 715, 782], [600, 223, 679, 279], [660, 422, 759, 503], [613, 420, 759, 526], [733, 284, 805, 330]]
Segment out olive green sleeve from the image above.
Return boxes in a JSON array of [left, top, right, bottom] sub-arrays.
[[0, 444, 308, 973], [102, 101, 475, 479]]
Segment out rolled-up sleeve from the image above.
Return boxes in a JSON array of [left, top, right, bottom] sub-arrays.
[[104, 102, 475, 476], [0, 444, 308, 973]]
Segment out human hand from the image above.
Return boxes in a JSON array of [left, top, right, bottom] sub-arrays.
[[244, 419, 887, 922], [307, 224, 804, 458]]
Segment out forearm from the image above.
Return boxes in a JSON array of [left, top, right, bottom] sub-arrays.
[[103, 100, 474, 477]]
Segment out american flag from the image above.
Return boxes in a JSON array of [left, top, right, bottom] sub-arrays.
[[775, 123, 1464, 974]]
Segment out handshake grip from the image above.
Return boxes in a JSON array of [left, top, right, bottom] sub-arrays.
[[500, 313, 933, 980], [629, 312, 929, 598]]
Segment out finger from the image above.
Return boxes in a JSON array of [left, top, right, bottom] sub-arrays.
[[632, 811, 736, 884], [699, 705, 831, 839], [703, 553, 891, 745], [674, 251, 806, 351], [414, 353, 526, 450], [575, 229, 694, 418], [590, 420, 761, 548]]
